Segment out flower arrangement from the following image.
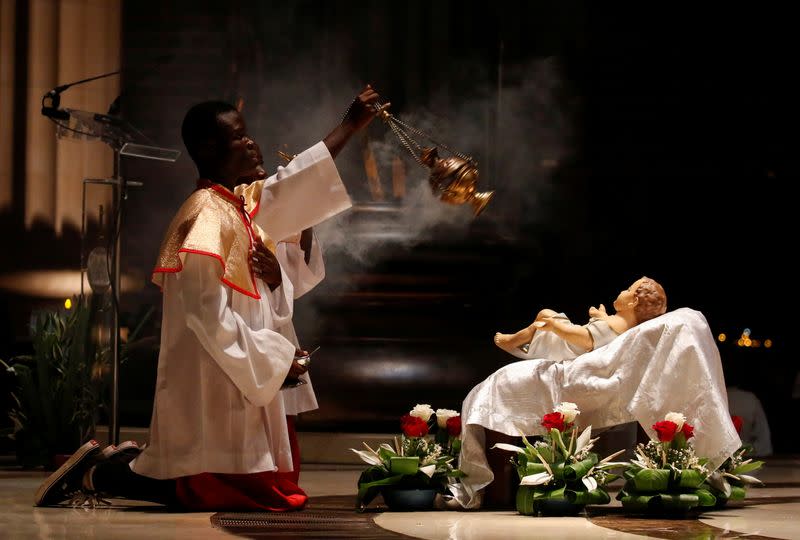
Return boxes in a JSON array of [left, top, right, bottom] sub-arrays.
[[617, 411, 718, 514], [706, 415, 764, 506], [351, 404, 465, 510], [494, 402, 627, 516]]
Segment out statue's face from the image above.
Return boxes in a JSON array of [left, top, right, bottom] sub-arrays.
[[613, 278, 646, 313]]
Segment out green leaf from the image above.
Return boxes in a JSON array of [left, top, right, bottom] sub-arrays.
[[563, 454, 598, 481], [657, 493, 701, 510], [551, 428, 569, 458], [677, 469, 705, 489], [520, 462, 547, 478], [534, 444, 553, 463], [632, 469, 671, 492], [601, 473, 621, 485], [729, 485, 747, 500], [378, 446, 397, 462], [566, 487, 610, 505], [389, 456, 420, 475], [731, 461, 764, 475], [516, 485, 538, 515], [619, 493, 655, 510], [672, 431, 687, 449], [450, 438, 461, 455], [694, 489, 717, 507], [551, 461, 566, 480]]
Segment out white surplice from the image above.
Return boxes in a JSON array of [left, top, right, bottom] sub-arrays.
[[451, 308, 741, 509], [132, 142, 347, 479], [271, 232, 325, 415]]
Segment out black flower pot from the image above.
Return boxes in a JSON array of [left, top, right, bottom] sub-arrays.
[[382, 488, 437, 511]]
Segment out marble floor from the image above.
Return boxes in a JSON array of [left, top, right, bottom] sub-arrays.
[[1, 457, 798, 539]]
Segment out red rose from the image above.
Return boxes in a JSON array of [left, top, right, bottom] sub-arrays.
[[652, 420, 679, 442], [446, 415, 462, 437], [681, 422, 694, 440], [731, 415, 743, 435], [541, 412, 566, 432], [400, 414, 429, 437]]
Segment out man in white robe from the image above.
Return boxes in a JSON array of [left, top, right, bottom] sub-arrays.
[[34, 86, 381, 509]]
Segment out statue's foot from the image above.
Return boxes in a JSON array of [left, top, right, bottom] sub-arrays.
[[494, 332, 518, 353]]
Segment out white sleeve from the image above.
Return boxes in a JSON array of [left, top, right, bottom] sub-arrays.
[[178, 253, 296, 407], [276, 230, 325, 299], [253, 141, 351, 242]]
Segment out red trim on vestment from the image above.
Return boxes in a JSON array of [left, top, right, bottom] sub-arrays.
[[152, 248, 261, 300], [197, 179, 241, 205], [152, 180, 262, 298]]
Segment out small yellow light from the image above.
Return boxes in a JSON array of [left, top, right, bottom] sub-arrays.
[[764, 339, 772, 348], [64, 298, 72, 310], [744, 338, 752, 347], [737, 338, 744, 347], [718, 333, 727, 342]]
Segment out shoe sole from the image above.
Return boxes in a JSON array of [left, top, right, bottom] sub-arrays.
[[102, 441, 142, 463], [34, 440, 100, 506]]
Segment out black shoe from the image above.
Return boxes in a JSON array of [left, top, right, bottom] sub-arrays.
[[100, 440, 142, 465], [34, 440, 102, 506]]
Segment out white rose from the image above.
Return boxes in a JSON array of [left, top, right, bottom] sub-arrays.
[[435, 408, 459, 428], [410, 404, 435, 422], [665, 412, 686, 430], [555, 402, 580, 423]]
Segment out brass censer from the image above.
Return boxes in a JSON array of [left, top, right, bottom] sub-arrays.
[[374, 103, 494, 216]]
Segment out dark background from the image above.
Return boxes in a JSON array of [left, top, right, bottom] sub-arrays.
[[2, 1, 796, 452]]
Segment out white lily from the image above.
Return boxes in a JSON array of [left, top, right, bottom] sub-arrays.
[[491, 443, 527, 453], [582, 476, 598, 491], [520, 472, 553, 486], [575, 426, 593, 453], [351, 448, 383, 466], [379, 443, 397, 454], [738, 474, 764, 485], [419, 464, 436, 478], [707, 472, 732, 497]]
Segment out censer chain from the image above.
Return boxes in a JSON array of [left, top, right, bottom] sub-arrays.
[[381, 108, 473, 163], [386, 119, 425, 166], [340, 96, 473, 165]]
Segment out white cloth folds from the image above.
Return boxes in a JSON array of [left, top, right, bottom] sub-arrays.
[[255, 141, 351, 242], [274, 234, 325, 415], [451, 308, 741, 509], [132, 254, 297, 479]]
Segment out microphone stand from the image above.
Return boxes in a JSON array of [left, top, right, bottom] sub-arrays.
[[41, 69, 125, 446], [41, 70, 120, 120], [44, 67, 180, 446]]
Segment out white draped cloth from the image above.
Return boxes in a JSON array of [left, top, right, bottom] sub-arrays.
[[271, 226, 325, 415], [132, 143, 344, 479], [451, 308, 741, 509]]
